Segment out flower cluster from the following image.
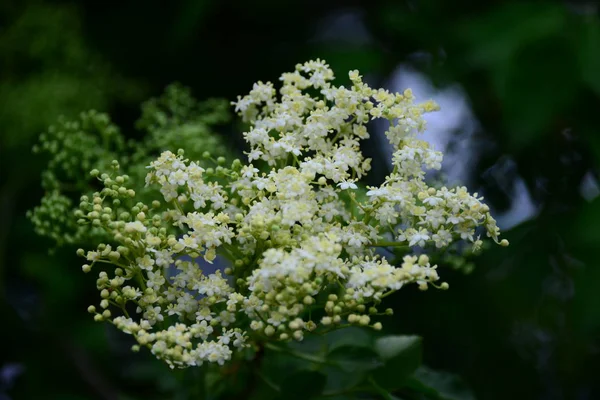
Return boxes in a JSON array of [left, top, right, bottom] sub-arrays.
[[55, 60, 507, 368], [28, 84, 230, 247]]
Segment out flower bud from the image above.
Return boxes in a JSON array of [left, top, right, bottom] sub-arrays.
[[264, 326, 275, 336]]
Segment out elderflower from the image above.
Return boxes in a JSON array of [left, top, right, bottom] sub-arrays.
[[38, 59, 507, 369]]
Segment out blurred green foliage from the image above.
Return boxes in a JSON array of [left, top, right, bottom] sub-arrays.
[[0, 3, 142, 149], [2, 0, 600, 399], [27, 84, 231, 247]]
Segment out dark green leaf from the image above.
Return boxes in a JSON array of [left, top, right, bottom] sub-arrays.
[[372, 335, 423, 390], [328, 345, 382, 372], [280, 370, 327, 400], [320, 345, 382, 393], [407, 367, 475, 400], [325, 327, 374, 354], [374, 335, 421, 362]]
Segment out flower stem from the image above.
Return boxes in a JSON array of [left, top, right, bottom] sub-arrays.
[[264, 342, 331, 365], [368, 375, 394, 400], [368, 241, 408, 248]]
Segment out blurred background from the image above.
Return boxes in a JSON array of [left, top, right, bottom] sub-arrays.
[[2, 0, 600, 399]]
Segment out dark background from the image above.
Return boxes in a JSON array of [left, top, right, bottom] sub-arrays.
[[2, 0, 600, 399]]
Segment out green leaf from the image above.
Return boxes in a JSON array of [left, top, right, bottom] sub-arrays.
[[372, 335, 423, 390], [325, 327, 374, 353], [328, 345, 382, 372], [320, 344, 382, 393], [321, 366, 366, 395], [280, 370, 327, 400], [407, 367, 475, 400], [374, 335, 422, 362]]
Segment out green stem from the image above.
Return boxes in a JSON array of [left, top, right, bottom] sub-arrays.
[[368, 241, 409, 248], [256, 370, 280, 392], [368, 376, 394, 400], [380, 289, 397, 299], [264, 342, 330, 365], [254, 311, 270, 326], [136, 271, 147, 291], [223, 243, 244, 261], [93, 259, 129, 269], [171, 199, 184, 214], [292, 153, 300, 167], [313, 323, 351, 336]]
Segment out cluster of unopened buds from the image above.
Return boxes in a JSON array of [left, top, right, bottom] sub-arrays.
[[75, 60, 507, 368]]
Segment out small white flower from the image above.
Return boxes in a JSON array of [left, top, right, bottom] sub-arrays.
[[337, 179, 357, 190], [124, 221, 147, 233]]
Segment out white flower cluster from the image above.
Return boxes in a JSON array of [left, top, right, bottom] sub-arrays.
[[78, 60, 507, 368]]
